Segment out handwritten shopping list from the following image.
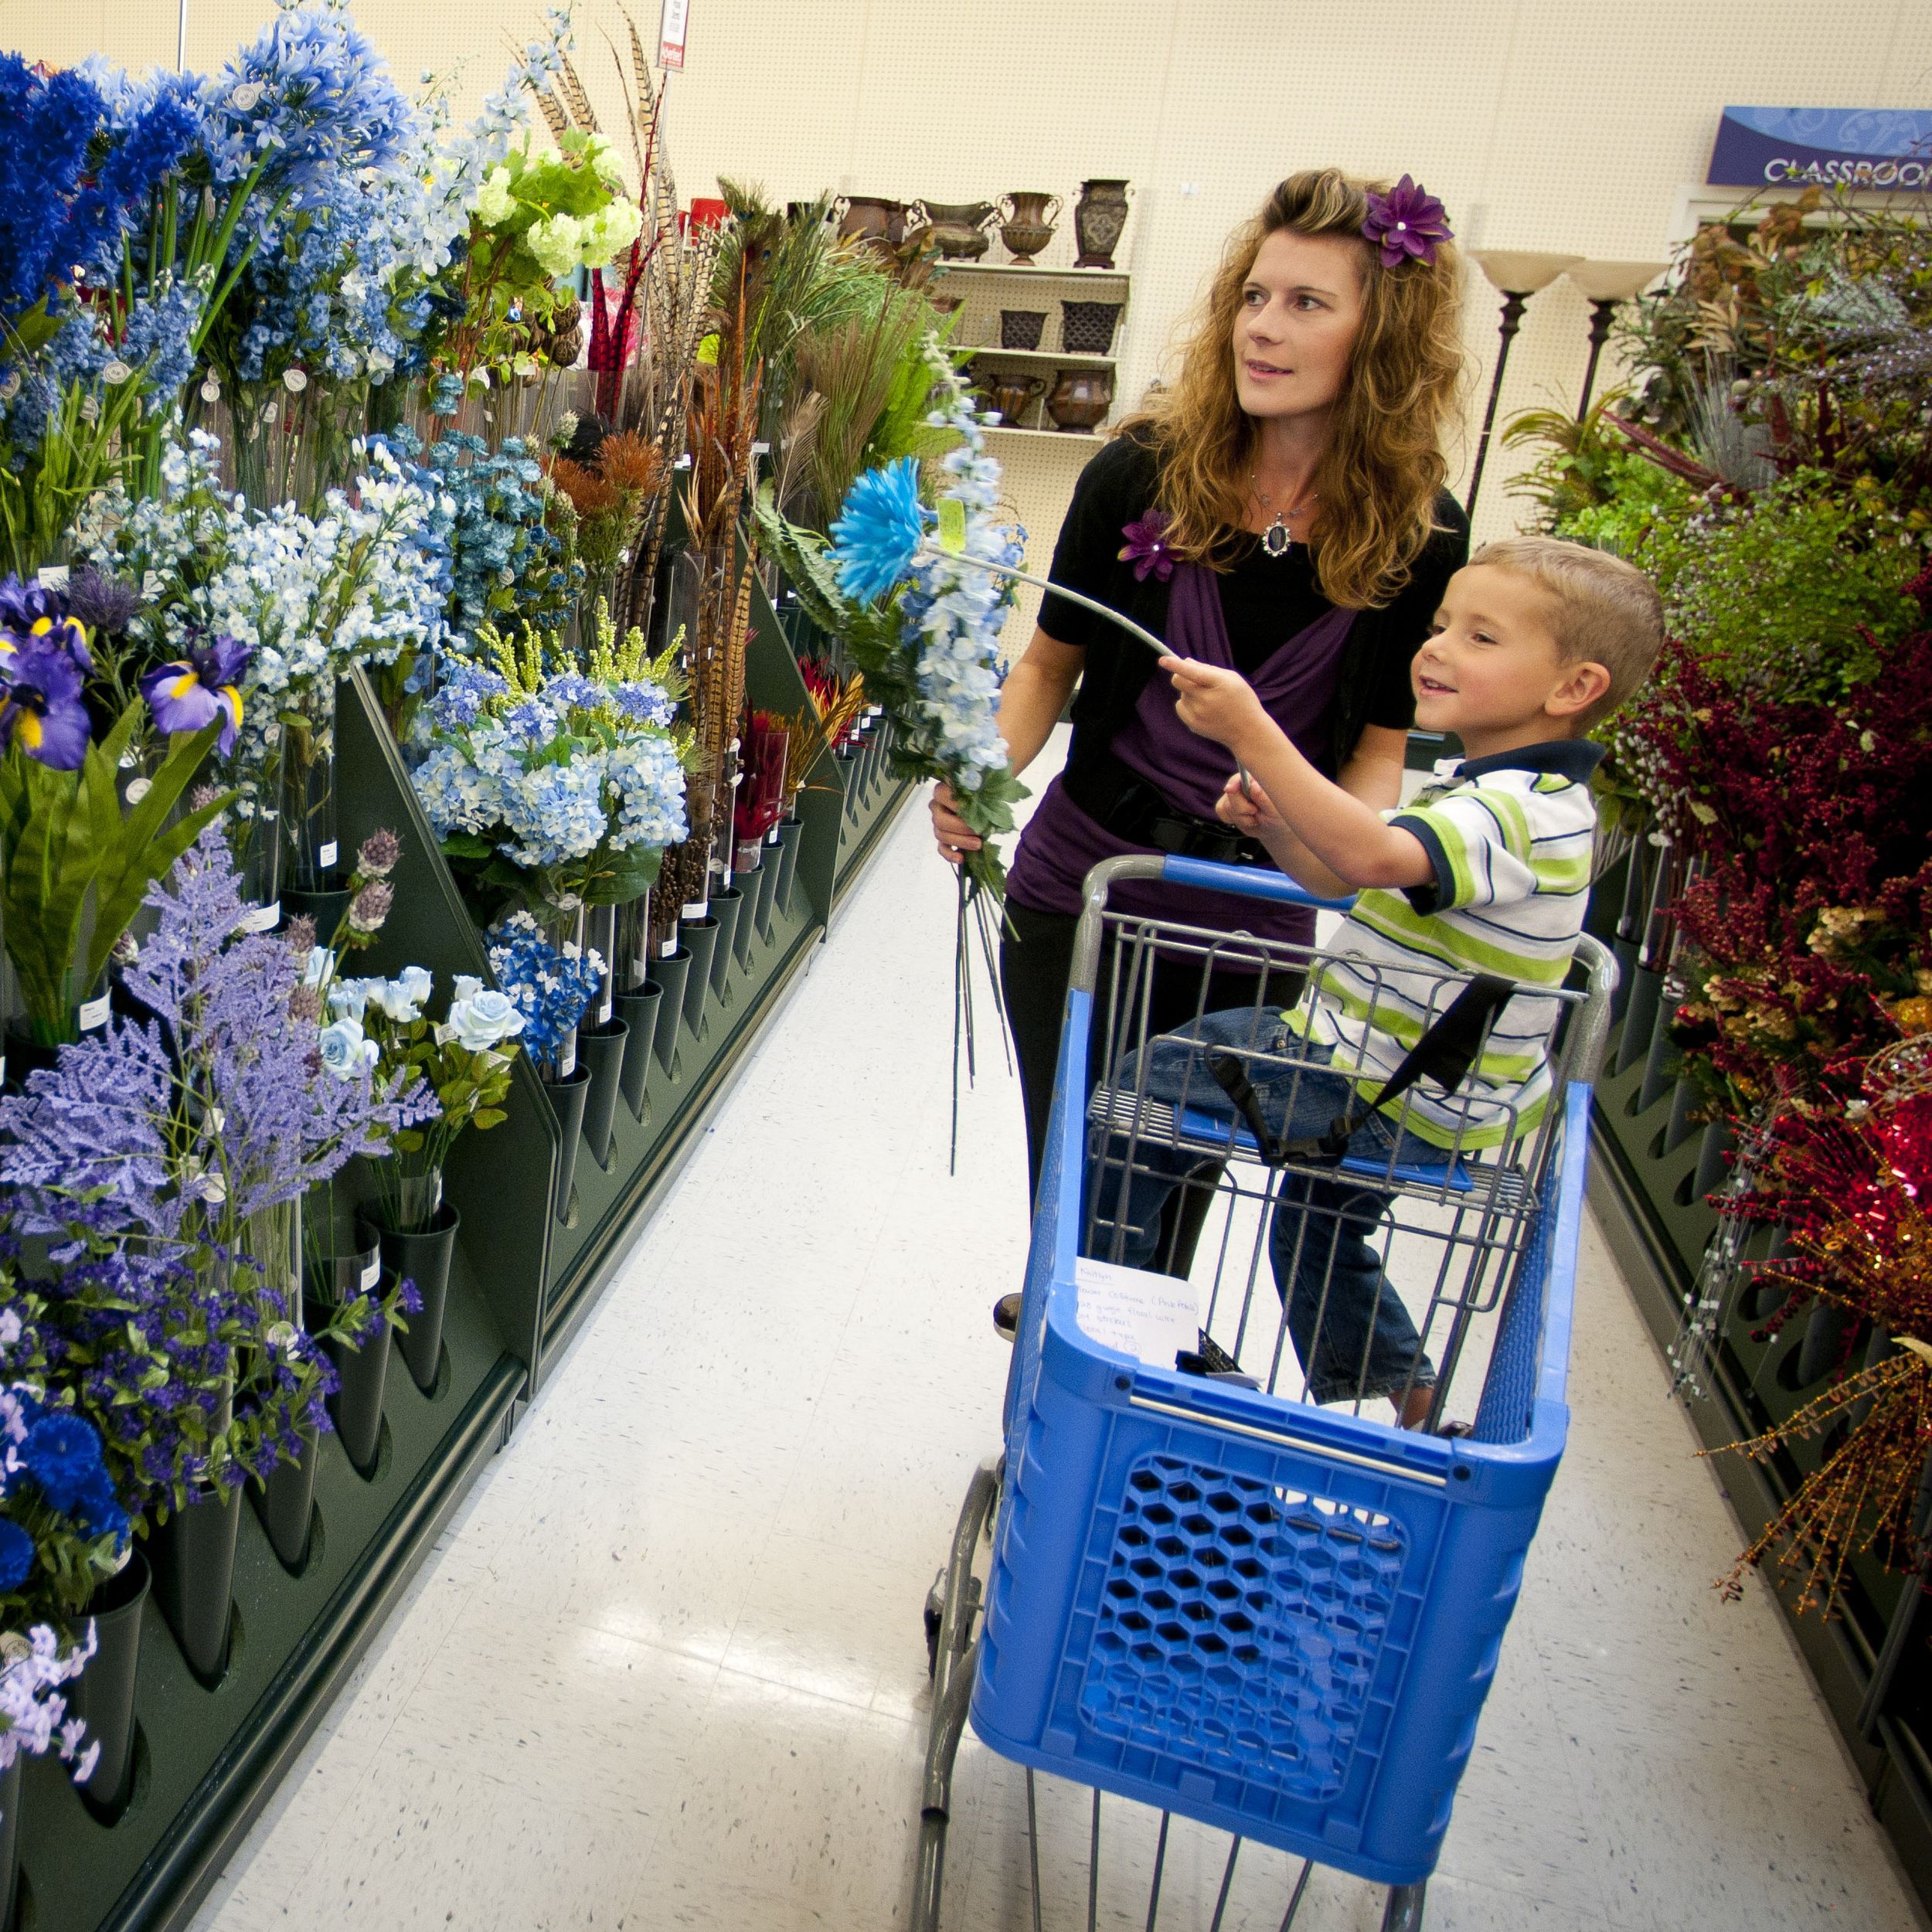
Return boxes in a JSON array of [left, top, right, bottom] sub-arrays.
[[1073, 1257, 1201, 1369]]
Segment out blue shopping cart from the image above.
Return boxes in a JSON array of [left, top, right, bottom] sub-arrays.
[[914, 855, 1614, 1930]]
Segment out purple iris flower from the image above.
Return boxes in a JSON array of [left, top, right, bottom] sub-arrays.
[[1118, 509, 1176, 583], [139, 634, 251, 756], [1361, 175, 1453, 269], [0, 573, 92, 672], [0, 641, 93, 770], [0, 573, 63, 635]]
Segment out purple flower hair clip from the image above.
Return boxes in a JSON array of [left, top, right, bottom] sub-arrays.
[[1119, 509, 1175, 583], [1362, 175, 1453, 269]]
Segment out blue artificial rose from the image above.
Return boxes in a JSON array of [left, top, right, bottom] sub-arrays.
[[328, 977, 372, 1022], [447, 989, 524, 1051], [318, 1018, 376, 1080], [304, 946, 336, 990], [0, 1517, 34, 1592], [395, 965, 434, 1009], [369, 976, 423, 1023]]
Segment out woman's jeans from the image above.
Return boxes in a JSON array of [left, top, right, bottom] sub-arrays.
[[1087, 1008, 1440, 1406]]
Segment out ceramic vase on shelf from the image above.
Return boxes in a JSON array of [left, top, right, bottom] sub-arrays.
[[1046, 367, 1114, 432], [998, 191, 1061, 265], [1060, 300, 1123, 355], [976, 369, 1046, 428], [835, 196, 908, 254], [999, 309, 1047, 350], [1073, 179, 1131, 268], [913, 200, 998, 260]]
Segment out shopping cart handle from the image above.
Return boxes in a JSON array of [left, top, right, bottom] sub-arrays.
[[1160, 855, 1355, 912]]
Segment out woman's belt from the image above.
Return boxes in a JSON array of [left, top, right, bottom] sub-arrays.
[[1060, 743, 1272, 869]]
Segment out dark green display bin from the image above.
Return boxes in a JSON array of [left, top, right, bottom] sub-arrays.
[[1583, 849, 1932, 1919], [22, 566, 920, 1931]]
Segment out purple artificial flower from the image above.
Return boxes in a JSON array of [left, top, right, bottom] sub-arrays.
[[0, 822, 436, 1253], [0, 573, 63, 636], [64, 565, 142, 638], [1361, 175, 1453, 269], [0, 641, 92, 769], [356, 828, 400, 877], [347, 881, 393, 933], [1118, 509, 1176, 584], [139, 634, 250, 756], [0, 573, 92, 675]]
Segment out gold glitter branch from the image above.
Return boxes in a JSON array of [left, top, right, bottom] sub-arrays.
[[1704, 1350, 1932, 1614]]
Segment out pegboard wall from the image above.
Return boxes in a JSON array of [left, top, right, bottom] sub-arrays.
[[12, 0, 1932, 649]]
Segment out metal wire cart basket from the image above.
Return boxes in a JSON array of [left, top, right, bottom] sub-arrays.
[[915, 855, 1615, 1930]]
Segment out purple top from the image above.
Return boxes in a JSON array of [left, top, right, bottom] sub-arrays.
[[1007, 560, 1357, 949]]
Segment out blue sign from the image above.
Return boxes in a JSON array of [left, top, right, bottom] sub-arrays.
[[1709, 107, 1932, 189]]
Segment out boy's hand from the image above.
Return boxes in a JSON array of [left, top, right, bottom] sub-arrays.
[[1216, 771, 1284, 836], [1162, 656, 1270, 752]]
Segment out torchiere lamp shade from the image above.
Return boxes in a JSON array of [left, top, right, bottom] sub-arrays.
[[1472, 249, 1585, 294], [1567, 259, 1669, 301]]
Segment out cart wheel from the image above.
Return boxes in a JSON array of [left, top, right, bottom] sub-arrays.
[[1381, 1881, 1426, 1931], [924, 1571, 945, 1678]]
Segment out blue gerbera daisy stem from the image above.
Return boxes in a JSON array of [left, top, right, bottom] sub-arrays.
[[910, 543, 1171, 660], [913, 542, 1254, 791]]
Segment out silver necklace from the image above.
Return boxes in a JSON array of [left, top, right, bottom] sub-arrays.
[[1251, 471, 1317, 558]]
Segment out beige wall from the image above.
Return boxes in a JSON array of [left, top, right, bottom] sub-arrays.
[[10, 0, 1932, 635]]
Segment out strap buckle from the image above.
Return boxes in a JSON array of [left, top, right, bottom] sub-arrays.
[[1205, 972, 1517, 1167]]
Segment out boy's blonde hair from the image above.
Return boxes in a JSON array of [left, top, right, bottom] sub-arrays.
[[1469, 536, 1664, 728]]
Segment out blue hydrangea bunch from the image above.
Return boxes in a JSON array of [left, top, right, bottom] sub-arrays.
[[410, 658, 689, 885]]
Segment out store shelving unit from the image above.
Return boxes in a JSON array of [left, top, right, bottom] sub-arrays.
[[934, 257, 1131, 436]]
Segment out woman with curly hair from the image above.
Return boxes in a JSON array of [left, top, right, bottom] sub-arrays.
[[930, 168, 1469, 1225]]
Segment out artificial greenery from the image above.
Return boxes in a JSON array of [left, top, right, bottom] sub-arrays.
[[0, 709, 226, 1043]]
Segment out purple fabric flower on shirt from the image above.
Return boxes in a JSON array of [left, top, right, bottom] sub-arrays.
[[1361, 175, 1453, 269], [0, 640, 91, 769], [140, 634, 251, 756], [1119, 509, 1176, 583]]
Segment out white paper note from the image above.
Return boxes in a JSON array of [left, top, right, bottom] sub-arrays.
[[1073, 1257, 1199, 1369]]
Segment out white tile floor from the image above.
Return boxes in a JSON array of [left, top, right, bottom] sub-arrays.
[[191, 772, 1927, 1932]]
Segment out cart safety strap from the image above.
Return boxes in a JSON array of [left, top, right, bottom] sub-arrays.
[[1206, 972, 1516, 1167]]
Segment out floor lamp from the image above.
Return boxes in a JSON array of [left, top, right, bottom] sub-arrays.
[[1465, 250, 1582, 520], [1566, 260, 1668, 418]]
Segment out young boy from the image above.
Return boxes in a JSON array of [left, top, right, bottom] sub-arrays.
[[1096, 537, 1663, 1425]]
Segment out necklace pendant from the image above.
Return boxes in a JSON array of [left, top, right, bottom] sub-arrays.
[[1263, 515, 1292, 558]]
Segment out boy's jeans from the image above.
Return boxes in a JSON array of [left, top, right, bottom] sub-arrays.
[[1087, 1008, 1440, 1406]]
